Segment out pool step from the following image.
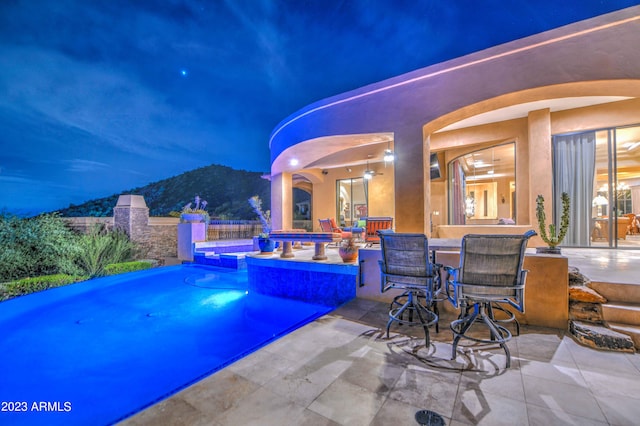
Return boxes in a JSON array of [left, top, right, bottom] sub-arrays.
[[193, 251, 248, 269]]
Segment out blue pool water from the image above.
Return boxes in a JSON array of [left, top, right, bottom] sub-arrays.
[[0, 265, 332, 425]]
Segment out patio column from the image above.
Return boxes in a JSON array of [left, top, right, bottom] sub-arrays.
[[271, 172, 293, 231], [394, 127, 425, 234], [528, 109, 552, 224]]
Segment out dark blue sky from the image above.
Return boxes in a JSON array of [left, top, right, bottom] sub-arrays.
[[1, 0, 638, 215]]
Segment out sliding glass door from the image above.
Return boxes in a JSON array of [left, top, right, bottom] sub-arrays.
[[553, 125, 640, 248], [336, 178, 367, 227]]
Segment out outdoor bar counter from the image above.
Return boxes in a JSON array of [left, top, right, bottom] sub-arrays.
[[357, 241, 569, 330]]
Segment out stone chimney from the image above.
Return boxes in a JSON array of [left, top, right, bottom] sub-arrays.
[[113, 195, 149, 243]]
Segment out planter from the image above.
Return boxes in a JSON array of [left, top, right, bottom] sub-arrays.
[[258, 238, 275, 254], [536, 246, 562, 255], [338, 247, 358, 263], [180, 213, 204, 223]]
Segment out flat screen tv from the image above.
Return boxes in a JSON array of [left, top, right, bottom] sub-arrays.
[[429, 153, 441, 180]]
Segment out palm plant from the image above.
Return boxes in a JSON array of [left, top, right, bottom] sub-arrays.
[[74, 225, 137, 277]]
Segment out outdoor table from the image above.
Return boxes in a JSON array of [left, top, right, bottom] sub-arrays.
[[269, 231, 342, 260]]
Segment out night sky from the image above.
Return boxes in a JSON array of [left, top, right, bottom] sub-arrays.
[[1, 0, 638, 215]]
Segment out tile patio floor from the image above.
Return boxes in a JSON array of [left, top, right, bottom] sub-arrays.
[[121, 295, 640, 425]]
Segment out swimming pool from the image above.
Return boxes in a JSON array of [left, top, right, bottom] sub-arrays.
[[0, 265, 332, 425]]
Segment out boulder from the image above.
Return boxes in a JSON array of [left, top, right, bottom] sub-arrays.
[[570, 321, 635, 352], [568, 266, 591, 287], [569, 286, 607, 303], [569, 302, 603, 322]]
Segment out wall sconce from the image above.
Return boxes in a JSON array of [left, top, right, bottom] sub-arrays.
[[501, 194, 506, 204], [465, 195, 476, 218]]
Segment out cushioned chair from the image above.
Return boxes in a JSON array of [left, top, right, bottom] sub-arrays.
[[318, 218, 352, 240], [445, 231, 535, 368], [626, 213, 639, 235], [378, 232, 440, 346], [364, 217, 393, 246]]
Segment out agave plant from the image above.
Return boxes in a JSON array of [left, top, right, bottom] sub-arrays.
[[536, 192, 570, 248]]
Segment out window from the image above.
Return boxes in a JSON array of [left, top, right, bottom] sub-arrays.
[[336, 178, 367, 227], [448, 143, 516, 225]]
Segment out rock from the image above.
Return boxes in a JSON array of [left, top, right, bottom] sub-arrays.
[[569, 302, 603, 322], [569, 286, 607, 303], [568, 267, 591, 287], [569, 320, 635, 352]]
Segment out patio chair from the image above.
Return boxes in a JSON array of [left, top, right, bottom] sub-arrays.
[[445, 231, 535, 368], [364, 217, 393, 246], [378, 232, 441, 346], [318, 218, 352, 239]]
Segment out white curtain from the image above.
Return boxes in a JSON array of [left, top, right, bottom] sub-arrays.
[[553, 132, 596, 246]]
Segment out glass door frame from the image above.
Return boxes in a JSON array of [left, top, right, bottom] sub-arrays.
[[336, 177, 368, 227], [554, 124, 640, 249]]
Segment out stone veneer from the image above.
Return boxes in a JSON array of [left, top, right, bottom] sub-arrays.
[[113, 195, 149, 242]]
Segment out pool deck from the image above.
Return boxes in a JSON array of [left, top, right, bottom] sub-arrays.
[[122, 246, 640, 425]]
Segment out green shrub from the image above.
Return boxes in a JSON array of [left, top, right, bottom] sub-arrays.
[[0, 274, 87, 302], [104, 260, 155, 275], [0, 213, 82, 281], [74, 225, 138, 277]]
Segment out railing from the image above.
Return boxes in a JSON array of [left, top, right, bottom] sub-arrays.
[[207, 220, 262, 240]]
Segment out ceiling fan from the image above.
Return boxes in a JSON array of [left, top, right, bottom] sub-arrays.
[[363, 160, 383, 179]]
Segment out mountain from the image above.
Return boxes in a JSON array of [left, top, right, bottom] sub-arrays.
[[55, 164, 271, 219]]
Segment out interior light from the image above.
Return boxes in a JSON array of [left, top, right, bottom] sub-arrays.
[[383, 149, 394, 162], [364, 160, 374, 179], [487, 170, 494, 175], [289, 158, 299, 166]]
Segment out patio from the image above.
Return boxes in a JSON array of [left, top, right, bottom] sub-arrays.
[[121, 247, 640, 425]]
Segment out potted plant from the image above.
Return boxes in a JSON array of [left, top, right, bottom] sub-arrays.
[[248, 195, 274, 253], [338, 236, 358, 263], [179, 195, 210, 224], [536, 192, 570, 254]]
